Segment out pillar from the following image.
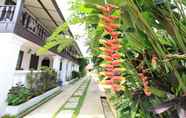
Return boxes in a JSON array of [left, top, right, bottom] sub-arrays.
[[61, 59, 68, 85], [52, 55, 61, 79]]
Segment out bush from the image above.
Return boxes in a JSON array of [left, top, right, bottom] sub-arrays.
[[39, 66, 58, 92], [71, 71, 80, 79], [2, 114, 16, 118], [26, 66, 58, 96], [7, 84, 32, 106]]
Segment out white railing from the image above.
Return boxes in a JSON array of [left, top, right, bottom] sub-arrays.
[[13, 70, 41, 86]]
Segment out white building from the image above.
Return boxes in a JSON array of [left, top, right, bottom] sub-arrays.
[[0, 0, 82, 116]]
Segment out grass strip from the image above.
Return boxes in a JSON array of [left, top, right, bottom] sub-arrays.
[[53, 79, 90, 118], [72, 79, 91, 118]]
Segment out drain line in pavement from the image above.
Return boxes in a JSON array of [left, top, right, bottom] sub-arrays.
[[100, 96, 115, 118]]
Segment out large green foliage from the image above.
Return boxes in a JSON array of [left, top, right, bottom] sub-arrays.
[[70, 0, 186, 117], [7, 84, 32, 106]]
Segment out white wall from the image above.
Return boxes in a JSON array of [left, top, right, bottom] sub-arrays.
[[0, 33, 24, 116], [0, 0, 5, 5], [0, 33, 80, 115]]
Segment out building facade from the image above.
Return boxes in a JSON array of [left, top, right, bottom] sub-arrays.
[[0, 0, 82, 115]]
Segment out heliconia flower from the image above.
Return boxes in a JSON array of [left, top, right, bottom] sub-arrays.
[[105, 79, 114, 85], [112, 61, 121, 65], [100, 64, 114, 69], [112, 53, 121, 59], [105, 49, 113, 55], [114, 68, 126, 72], [112, 84, 121, 92], [99, 72, 106, 76], [109, 23, 120, 29], [105, 71, 113, 76], [104, 40, 113, 46], [99, 47, 105, 51], [105, 67, 113, 72], [111, 44, 122, 51], [106, 4, 119, 9], [97, 54, 104, 58], [105, 57, 113, 62], [109, 16, 119, 20], [105, 26, 113, 33], [138, 73, 151, 96], [99, 47, 113, 54], [98, 55, 113, 61], [109, 39, 119, 44], [144, 87, 151, 96], [112, 76, 126, 81], [99, 71, 113, 77], [96, 5, 112, 13], [111, 32, 119, 37], [100, 15, 112, 23]]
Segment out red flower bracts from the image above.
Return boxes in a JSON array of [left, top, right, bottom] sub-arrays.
[[97, 4, 125, 92], [138, 73, 151, 96]]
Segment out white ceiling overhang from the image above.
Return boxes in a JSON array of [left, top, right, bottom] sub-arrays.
[[24, 0, 64, 32]]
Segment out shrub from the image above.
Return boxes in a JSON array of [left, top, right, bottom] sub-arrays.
[[2, 114, 16, 118], [7, 84, 32, 106], [26, 66, 58, 96], [39, 66, 58, 92], [71, 71, 80, 79]]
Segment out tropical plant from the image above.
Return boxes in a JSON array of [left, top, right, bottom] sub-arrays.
[[7, 84, 32, 106], [71, 70, 80, 79], [37, 23, 74, 55], [78, 58, 88, 77], [69, 0, 186, 117], [1, 114, 16, 118], [26, 66, 58, 96]]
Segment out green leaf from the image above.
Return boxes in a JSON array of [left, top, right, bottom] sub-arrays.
[[149, 87, 166, 98]]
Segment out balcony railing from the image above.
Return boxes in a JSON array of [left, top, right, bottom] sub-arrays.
[[0, 5, 50, 42], [0, 5, 15, 22], [21, 9, 50, 41]]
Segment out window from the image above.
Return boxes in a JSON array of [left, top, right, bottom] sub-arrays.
[[5, 0, 16, 5], [16, 51, 24, 70], [29, 54, 39, 70], [59, 60, 63, 71]]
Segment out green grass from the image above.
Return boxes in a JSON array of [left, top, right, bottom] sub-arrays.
[[53, 79, 91, 118], [72, 80, 91, 118]]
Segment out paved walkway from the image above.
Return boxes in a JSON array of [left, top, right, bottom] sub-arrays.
[[78, 77, 105, 118], [24, 75, 105, 118], [24, 78, 87, 118]]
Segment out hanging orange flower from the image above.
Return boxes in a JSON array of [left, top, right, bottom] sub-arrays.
[[112, 53, 121, 59]]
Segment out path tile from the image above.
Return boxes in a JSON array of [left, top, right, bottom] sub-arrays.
[[56, 110, 74, 118], [64, 102, 79, 109], [68, 97, 80, 103]]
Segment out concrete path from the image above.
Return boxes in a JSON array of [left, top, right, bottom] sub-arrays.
[[24, 74, 105, 118], [24, 78, 86, 118], [77, 77, 105, 118]]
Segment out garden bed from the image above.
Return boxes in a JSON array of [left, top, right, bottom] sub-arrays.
[[5, 87, 61, 116]]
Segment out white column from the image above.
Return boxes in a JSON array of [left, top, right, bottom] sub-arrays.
[[21, 50, 31, 70], [52, 55, 61, 79], [68, 61, 72, 80], [61, 59, 68, 84], [0, 34, 24, 116]]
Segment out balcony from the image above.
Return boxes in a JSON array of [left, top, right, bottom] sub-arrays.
[[0, 5, 50, 44]]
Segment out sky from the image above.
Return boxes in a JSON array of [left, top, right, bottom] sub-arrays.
[[56, 0, 90, 57]]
